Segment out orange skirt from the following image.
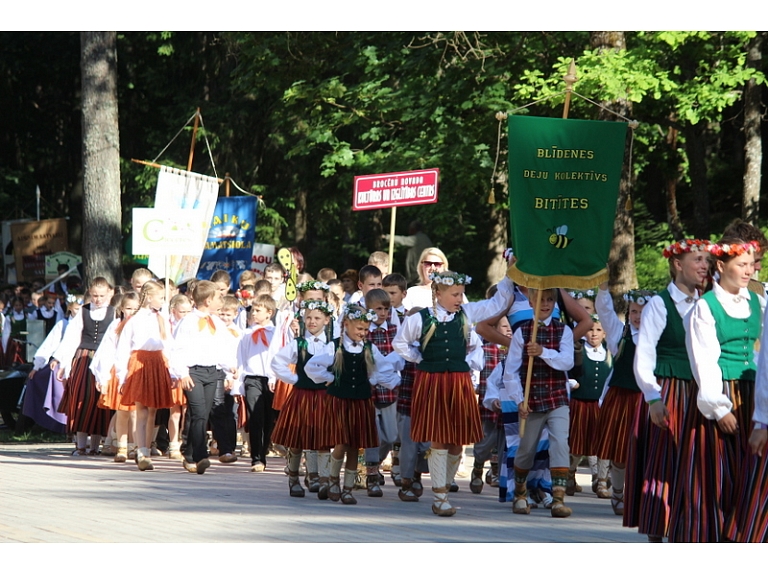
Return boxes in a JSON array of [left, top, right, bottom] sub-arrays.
[[170, 384, 186, 407], [411, 371, 483, 445], [327, 395, 378, 448], [569, 398, 600, 456], [98, 367, 134, 412], [595, 386, 641, 463], [120, 350, 174, 409], [272, 387, 334, 450], [272, 370, 295, 411]]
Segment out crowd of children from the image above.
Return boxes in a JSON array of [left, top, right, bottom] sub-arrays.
[[11, 228, 768, 540]]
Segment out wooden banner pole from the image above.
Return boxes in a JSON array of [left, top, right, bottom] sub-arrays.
[[519, 287, 542, 438], [187, 108, 201, 171], [387, 206, 396, 274]]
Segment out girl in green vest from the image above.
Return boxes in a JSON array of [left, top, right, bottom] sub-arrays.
[[594, 287, 655, 517], [677, 238, 763, 542], [632, 238, 711, 542]]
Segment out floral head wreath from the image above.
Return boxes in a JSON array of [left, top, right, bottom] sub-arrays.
[[296, 280, 330, 293], [300, 299, 335, 316], [343, 305, 377, 322], [623, 289, 657, 305], [429, 271, 472, 286], [66, 293, 84, 305], [589, 313, 600, 323], [662, 239, 711, 259], [568, 288, 596, 300], [707, 240, 761, 258]]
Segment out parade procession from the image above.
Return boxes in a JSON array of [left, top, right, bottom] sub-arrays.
[[2, 30, 767, 546]]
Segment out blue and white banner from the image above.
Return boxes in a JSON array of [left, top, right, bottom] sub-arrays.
[[197, 196, 257, 287]]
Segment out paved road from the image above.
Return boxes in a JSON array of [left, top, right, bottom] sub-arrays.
[[0, 443, 645, 543]]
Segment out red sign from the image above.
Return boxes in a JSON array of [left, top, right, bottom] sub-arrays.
[[353, 169, 439, 211]]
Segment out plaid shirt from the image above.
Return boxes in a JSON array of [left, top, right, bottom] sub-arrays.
[[396, 360, 417, 416], [367, 323, 399, 404], [519, 320, 569, 413], [478, 342, 507, 425]]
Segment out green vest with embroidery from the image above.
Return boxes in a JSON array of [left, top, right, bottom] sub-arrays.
[[294, 337, 325, 390], [610, 332, 640, 392], [654, 289, 693, 380], [702, 290, 761, 381], [10, 315, 26, 339], [572, 345, 611, 401], [326, 339, 373, 400], [417, 307, 469, 373]]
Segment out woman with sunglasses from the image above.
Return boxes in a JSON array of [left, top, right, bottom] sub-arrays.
[[403, 248, 466, 310]]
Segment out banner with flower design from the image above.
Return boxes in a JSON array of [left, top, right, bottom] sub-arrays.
[[506, 115, 628, 289]]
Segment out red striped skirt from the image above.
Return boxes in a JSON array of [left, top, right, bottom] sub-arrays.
[[59, 348, 111, 436], [98, 367, 134, 412], [569, 398, 600, 456], [728, 439, 768, 542], [595, 386, 642, 463], [634, 376, 692, 537], [411, 371, 483, 445], [326, 395, 378, 449], [272, 387, 334, 450], [235, 395, 248, 429], [119, 350, 174, 409], [273, 378, 294, 411]]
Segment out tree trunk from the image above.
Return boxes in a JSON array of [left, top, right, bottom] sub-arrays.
[[80, 32, 122, 287], [294, 187, 307, 246], [664, 123, 684, 240], [486, 165, 508, 286], [684, 122, 710, 238], [742, 33, 763, 225], [590, 32, 637, 297]]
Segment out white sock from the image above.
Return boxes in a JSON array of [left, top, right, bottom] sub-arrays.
[[611, 465, 626, 492]]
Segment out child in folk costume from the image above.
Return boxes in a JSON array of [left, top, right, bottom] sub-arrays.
[[593, 286, 655, 516], [54, 277, 115, 456], [271, 299, 335, 497], [6, 297, 28, 365], [630, 239, 710, 542], [502, 287, 575, 517], [363, 289, 403, 497], [676, 239, 764, 542], [169, 294, 192, 335], [393, 270, 515, 516], [237, 294, 279, 471], [165, 293, 192, 460], [305, 304, 400, 505], [210, 295, 242, 464], [568, 315, 612, 499], [91, 291, 140, 462], [116, 281, 175, 471], [170, 280, 236, 475]]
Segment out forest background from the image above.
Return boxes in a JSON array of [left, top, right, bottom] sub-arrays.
[[0, 31, 765, 297]]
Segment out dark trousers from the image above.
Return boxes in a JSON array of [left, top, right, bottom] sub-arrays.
[[244, 375, 277, 465], [183, 366, 218, 463], [210, 376, 237, 456]]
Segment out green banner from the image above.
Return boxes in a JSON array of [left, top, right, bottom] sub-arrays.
[[507, 115, 627, 289]]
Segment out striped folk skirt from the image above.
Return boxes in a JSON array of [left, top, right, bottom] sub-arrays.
[[569, 398, 600, 456], [59, 348, 111, 436], [668, 379, 756, 542], [631, 376, 693, 537], [728, 442, 768, 542], [119, 350, 174, 409], [411, 371, 483, 446], [326, 395, 379, 449], [595, 386, 642, 463], [272, 387, 334, 450], [98, 367, 134, 412]]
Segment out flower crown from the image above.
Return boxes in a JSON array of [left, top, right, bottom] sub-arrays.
[[429, 271, 472, 286], [623, 289, 657, 305], [662, 239, 711, 259], [66, 293, 84, 305], [300, 299, 335, 316], [707, 240, 761, 258], [343, 305, 377, 322], [296, 280, 330, 293], [589, 313, 600, 323], [568, 288, 596, 300]]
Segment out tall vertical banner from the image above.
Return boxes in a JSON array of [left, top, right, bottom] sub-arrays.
[[507, 116, 627, 288], [147, 166, 220, 284], [197, 196, 257, 287]]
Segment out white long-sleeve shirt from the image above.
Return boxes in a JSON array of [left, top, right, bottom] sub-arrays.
[[236, 325, 277, 393], [114, 309, 172, 386], [32, 318, 69, 370], [169, 309, 237, 380], [686, 281, 764, 421], [393, 276, 515, 364], [633, 282, 698, 403], [501, 315, 575, 405], [753, 305, 768, 426], [271, 329, 330, 385], [53, 303, 113, 379], [89, 318, 120, 386]]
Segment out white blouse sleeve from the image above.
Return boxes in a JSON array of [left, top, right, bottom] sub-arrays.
[[304, 342, 336, 384], [370, 344, 400, 390], [595, 288, 623, 356], [754, 304, 768, 426], [686, 299, 732, 421], [271, 341, 299, 385], [502, 328, 526, 405], [392, 313, 424, 364], [633, 296, 667, 403], [483, 363, 503, 410]]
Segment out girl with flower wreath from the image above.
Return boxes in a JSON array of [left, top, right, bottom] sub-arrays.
[[629, 238, 711, 542], [270, 299, 336, 498], [305, 304, 400, 504], [392, 270, 516, 516], [672, 238, 764, 542], [594, 285, 656, 516]]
